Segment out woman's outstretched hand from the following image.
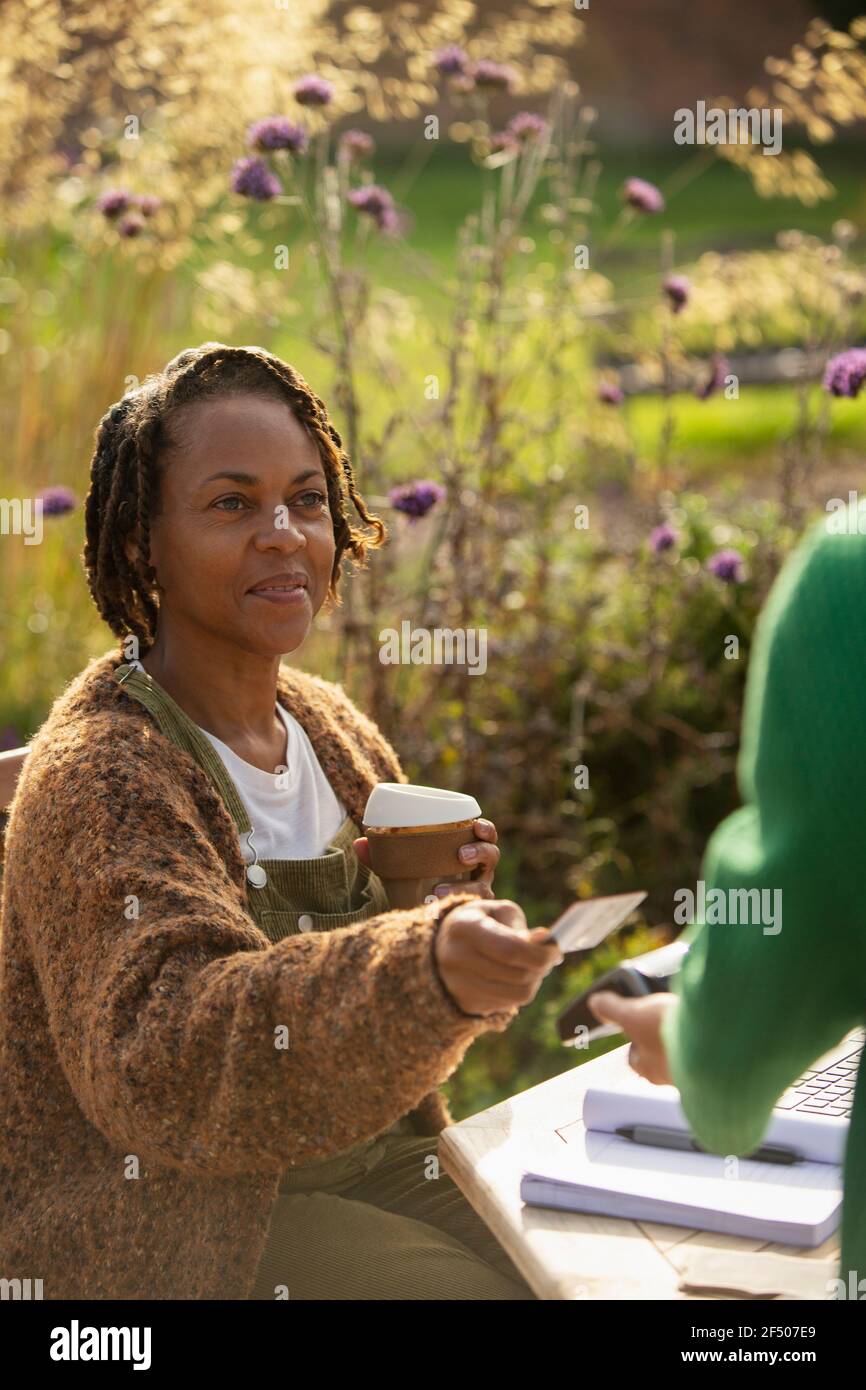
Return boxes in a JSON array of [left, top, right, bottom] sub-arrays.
[[434, 898, 563, 1018], [352, 816, 501, 899], [588, 991, 678, 1086]]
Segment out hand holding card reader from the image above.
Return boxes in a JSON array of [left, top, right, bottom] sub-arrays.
[[548, 910, 814, 1169], [556, 937, 690, 1046]]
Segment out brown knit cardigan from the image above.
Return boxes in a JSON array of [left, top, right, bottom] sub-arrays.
[[0, 650, 517, 1300]]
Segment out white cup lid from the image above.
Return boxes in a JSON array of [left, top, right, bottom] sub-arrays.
[[363, 782, 481, 828]]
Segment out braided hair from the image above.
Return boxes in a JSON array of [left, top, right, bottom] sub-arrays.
[[83, 342, 386, 652]]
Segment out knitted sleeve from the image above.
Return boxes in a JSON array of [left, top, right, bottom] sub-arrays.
[[7, 716, 516, 1179], [661, 517, 866, 1157]]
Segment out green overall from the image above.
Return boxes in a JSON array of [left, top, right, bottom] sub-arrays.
[[112, 661, 534, 1300]]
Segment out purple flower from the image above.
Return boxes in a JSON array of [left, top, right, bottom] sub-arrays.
[[489, 130, 519, 155], [622, 177, 665, 214], [449, 73, 477, 95], [339, 129, 375, 162], [663, 274, 690, 314], [37, 485, 76, 516], [96, 189, 132, 219], [696, 353, 730, 400], [348, 183, 403, 235], [293, 75, 334, 107], [434, 45, 469, 77], [0, 725, 21, 752], [707, 548, 745, 584], [389, 480, 447, 520], [117, 212, 145, 238], [507, 111, 549, 143], [598, 381, 624, 406], [134, 194, 162, 218], [377, 205, 404, 236], [471, 59, 516, 91], [247, 117, 308, 154], [231, 156, 282, 201], [348, 184, 392, 216], [650, 523, 678, 553], [823, 348, 866, 399]]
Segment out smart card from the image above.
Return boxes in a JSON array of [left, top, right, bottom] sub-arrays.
[[547, 891, 647, 954]]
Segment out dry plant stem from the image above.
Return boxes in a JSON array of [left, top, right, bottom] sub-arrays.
[[301, 175, 364, 682], [656, 230, 677, 493]]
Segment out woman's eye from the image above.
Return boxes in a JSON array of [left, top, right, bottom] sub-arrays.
[[294, 490, 328, 510], [213, 494, 249, 511]]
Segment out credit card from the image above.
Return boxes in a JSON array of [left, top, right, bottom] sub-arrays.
[[547, 891, 647, 954]]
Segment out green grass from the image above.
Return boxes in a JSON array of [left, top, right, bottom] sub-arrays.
[[626, 383, 866, 479], [370, 142, 866, 289]]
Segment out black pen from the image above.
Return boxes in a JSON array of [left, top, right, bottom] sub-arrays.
[[615, 1123, 801, 1166]]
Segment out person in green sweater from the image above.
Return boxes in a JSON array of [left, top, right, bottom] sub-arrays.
[[590, 511, 866, 1282]]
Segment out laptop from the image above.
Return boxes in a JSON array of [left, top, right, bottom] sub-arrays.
[[773, 1027, 864, 1120]]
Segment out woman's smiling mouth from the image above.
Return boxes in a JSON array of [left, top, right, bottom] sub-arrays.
[[247, 574, 310, 604]]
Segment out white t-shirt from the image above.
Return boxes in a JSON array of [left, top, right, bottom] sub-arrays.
[[197, 703, 347, 861]]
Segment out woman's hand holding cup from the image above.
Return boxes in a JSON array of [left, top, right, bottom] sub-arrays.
[[434, 898, 564, 1017]]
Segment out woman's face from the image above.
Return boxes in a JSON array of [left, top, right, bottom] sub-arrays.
[[145, 392, 336, 658]]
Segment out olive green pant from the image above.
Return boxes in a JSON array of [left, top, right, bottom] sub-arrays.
[[249, 1130, 536, 1300]]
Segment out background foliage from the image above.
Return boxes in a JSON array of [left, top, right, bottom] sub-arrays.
[[2, 6, 866, 1115]]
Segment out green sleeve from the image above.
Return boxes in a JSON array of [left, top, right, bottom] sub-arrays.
[[661, 517, 866, 1156]]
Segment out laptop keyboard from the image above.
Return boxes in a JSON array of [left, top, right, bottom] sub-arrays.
[[774, 1027, 865, 1119]]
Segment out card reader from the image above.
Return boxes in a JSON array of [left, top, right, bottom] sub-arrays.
[[557, 939, 689, 1046]]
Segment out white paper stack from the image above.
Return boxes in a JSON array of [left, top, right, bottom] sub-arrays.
[[521, 1068, 845, 1246]]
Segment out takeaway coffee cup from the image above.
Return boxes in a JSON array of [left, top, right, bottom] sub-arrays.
[[362, 782, 483, 910]]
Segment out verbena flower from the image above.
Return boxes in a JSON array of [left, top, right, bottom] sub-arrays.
[[247, 117, 308, 154], [823, 347, 866, 399], [707, 548, 744, 583], [622, 177, 665, 214], [663, 274, 690, 314], [696, 352, 730, 400], [650, 523, 678, 553], [489, 130, 519, 155], [471, 59, 516, 91], [389, 480, 446, 519], [37, 485, 76, 516], [598, 381, 624, 405], [231, 156, 282, 201], [96, 189, 132, 219], [134, 194, 162, 218], [449, 73, 477, 95], [433, 45, 469, 77], [293, 75, 334, 107], [507, 112, 548, 143], [339, 129, 375, 162], [117, 212, 145, 238], [348, 184, 402, 235]]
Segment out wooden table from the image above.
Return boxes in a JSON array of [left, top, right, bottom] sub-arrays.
[[439, 1043, 841, 1301]]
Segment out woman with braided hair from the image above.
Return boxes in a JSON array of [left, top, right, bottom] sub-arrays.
[[0, 341, 561, 1300]]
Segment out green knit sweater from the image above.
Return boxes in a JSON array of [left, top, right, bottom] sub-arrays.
[[661, 514, 866, 1278]]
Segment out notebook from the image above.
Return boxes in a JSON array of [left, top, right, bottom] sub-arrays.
[[519, 1036, 861, 1246]]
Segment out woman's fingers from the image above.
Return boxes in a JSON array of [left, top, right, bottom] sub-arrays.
[[588, 990, 635, 1030], [455, 820, 500, 888], [440, 965, 549, 1011], [471, 818, 498, 843], [452, 839, 500, 886], [432, 880, 493, 899], [589, 991, 678, 1086]]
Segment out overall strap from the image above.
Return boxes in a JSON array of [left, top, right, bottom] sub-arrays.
[[113, 661, 252, 836]]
